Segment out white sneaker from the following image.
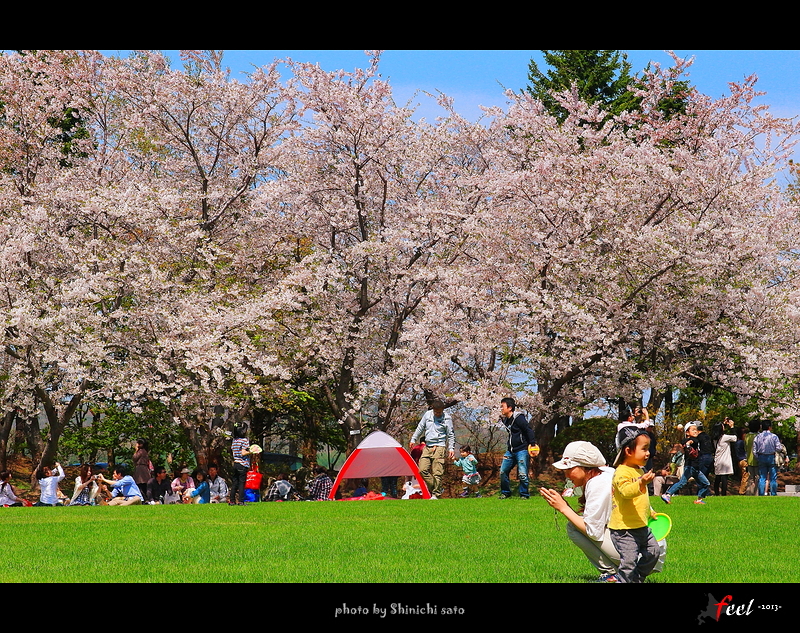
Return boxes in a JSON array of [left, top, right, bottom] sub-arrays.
[[429, 494, 438, 500]]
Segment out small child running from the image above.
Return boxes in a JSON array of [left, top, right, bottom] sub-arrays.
[[608, 427, 660, 583], [453, 445, 481, 497]]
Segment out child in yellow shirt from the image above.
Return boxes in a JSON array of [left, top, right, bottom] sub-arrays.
[[609, 427, 660, 583]]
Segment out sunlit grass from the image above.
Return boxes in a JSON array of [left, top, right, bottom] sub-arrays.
[[2, 495, 796, 583]]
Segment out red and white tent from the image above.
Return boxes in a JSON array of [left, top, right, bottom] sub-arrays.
[[328, 430, 431, 499]]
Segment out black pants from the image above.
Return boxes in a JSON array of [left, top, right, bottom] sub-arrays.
[[714, 474, 729, 496], [231, 463, 248, 503]]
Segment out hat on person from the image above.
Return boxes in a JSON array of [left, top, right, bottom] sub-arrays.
[[613, 426, 650, 467], [552, 441, 607, 469], [180, 467, 191, 474]]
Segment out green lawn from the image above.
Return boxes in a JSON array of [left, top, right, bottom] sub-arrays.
[[2, 495, 796, 583]]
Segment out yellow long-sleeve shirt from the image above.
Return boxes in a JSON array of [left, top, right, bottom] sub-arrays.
[[608, 464, 650, 530]]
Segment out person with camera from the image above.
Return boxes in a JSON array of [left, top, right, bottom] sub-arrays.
[[69, 464, 99, 506], [230, 424, 252, 505]]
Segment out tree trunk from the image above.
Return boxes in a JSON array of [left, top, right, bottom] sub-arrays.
[[664, 386, 674, 421], [531, 412, 557, 476], [0, 410, 16, 472], [24, 412, 44, 489], [32, 379, 89, 478], [298, 411, 319, 467], [174, 402, 252, 474]]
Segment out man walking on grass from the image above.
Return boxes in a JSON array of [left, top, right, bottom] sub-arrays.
[[498, 397, 537, 499], [753, 420, 780, 496], [410, 399, 455, 499]]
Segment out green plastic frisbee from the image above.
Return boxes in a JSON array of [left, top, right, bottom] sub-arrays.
[[648, 512, 672, 541]]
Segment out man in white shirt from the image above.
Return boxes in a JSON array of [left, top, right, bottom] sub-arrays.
[[35, 462, 66, 506]]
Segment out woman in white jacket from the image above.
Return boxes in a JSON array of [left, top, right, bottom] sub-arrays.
[[712, 417, 737, 496], [69, 464, 99, 506]]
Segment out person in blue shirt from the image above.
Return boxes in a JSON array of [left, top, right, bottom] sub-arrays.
[[98, 465, 143, 505], [188, 469, 211, 504]]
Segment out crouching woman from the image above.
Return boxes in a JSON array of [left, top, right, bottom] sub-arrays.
[[540, 441, 621, 583]]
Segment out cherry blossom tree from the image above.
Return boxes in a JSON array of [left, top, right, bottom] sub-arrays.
[[0, 50, 297, 470], [253, 53, 499, 448], [3, 50, 799, 473], [0, 50, 133, 474], [412, 58, 800, 463], [85, 50, 300, 469]]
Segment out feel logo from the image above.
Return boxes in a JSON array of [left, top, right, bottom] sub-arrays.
[[697, 594, 782, 624]]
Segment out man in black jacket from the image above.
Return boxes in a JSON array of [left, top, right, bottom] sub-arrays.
[[145, 465, 171, 504], [499, 397, 537, 499]]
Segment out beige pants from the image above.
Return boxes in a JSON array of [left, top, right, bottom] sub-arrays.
[[108, 496, 142, 506], [417, 445, 446, 496]]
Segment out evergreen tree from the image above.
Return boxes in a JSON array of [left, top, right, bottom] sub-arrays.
[[525, 50, 689, 128], [526, 50, 639, 123]]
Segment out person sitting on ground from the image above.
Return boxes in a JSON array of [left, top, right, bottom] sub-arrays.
[[208, 462, 230, 503], [98, 465, 144, 505], [207, 463, 229, 504], [69, 464, 99, 506], [94, 469, 113, 505], [0, 470, 26, 507], [146, 466, 172, 504], [668, 443, 684, 477], [187, 469, 210, 504], [402, 477, 423, 499], [265, 472, 296, 501], [307, 466, 333, 501], [35, 462, 66, 506], [171, 467, 194, 497], [652, 467, 675, 497], [352, 479, 368, 498]]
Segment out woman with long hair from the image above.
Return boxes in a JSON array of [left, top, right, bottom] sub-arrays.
[[187, 469, 210, 504], [0, 470, 26, 506], [69, 463, 99, 506], [132, 438, 152, 495]]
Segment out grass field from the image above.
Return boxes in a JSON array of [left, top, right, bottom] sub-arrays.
[[2, 494, 796, 583]]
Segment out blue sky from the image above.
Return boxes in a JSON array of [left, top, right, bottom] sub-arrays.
[[100, 49, 800, 123]]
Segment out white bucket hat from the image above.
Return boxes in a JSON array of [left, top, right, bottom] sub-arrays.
[[552, 441, 607, 469]]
